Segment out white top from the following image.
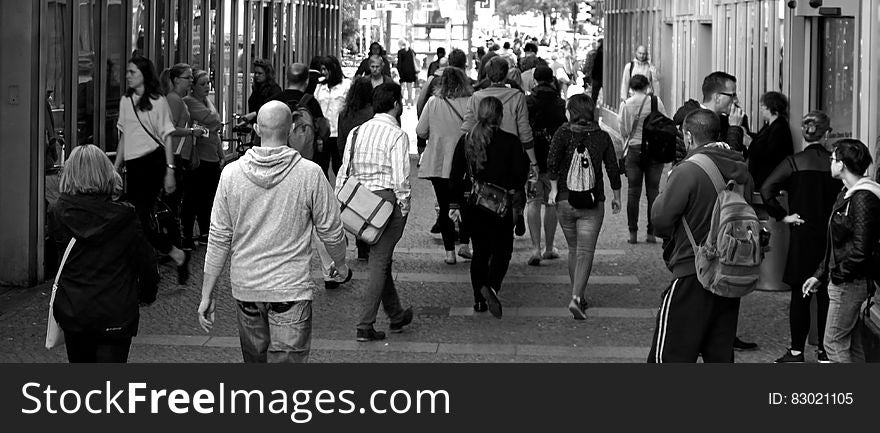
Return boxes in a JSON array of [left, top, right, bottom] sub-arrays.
[[116, 94, 175, 161], [619, 93, 668, 147], [315, 78, 352, 138], [620, 60, 660, 101]]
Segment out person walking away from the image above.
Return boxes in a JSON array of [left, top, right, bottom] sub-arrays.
[[428, 47, 446, 78], [197, 101, 350, 363], [314, 55, 352, 175], [50, 145, 158, 362], [762, 111, 840, 363], [525, 66, 568, 266], [803, 139, 880, 363], [115, 56, 189, 284], [547, 94, 622, 319], [335, 83, 414, 341], [647, 109, 754, 362], [337, 77, 375, 263], [396, 40, 419, 106], [583, 39, 604, 103], [449, 96, 528, 317], [619, 74, 668, 244], [748, 91, 794, 189], [619, 45, 660, 103], [183, 69, 225, 247]]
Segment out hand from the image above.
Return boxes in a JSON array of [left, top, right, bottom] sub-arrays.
[[197, 298, 215, 333], [782, 214, 805, 226], [802, 277, 821, 299], [164, 170, 176, 194], [528, 164, 539, 181], [729, 105, 745, 126], [328, 262, 350, 280], [449, 209, 461, 223], [194, 127, 207, 137], [547, 189, 557, 206], [611, 198, 622, 214]]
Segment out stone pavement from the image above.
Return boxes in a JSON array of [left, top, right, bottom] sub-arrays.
[[0, 105, 807, 363]]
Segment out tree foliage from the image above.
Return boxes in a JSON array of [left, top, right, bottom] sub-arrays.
[[496, 0, 571, 20]]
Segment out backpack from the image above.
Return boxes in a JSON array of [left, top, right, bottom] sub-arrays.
[[565, 132, 597, 210], [682, 153, 763, 298], [287, 93, 329, 161], [641, 96, 677, 164]]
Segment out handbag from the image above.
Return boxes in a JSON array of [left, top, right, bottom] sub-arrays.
[[336, 127, 395, 245], [463, 135, 513, 218], [46, 238, 76, 349]]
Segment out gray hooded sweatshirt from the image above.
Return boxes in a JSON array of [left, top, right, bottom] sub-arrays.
[[204, 145, 346, 302]]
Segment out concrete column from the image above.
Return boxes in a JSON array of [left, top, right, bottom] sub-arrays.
[[0, 0, 42, 286]]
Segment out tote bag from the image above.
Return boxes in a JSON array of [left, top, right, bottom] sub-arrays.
[[46, 238, 76, 349]]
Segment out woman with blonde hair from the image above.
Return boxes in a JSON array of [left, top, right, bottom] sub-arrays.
[[449, 96, 528, 318], [50, 144, 158, 362]]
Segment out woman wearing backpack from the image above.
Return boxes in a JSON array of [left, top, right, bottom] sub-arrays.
[[619, 74, 667, 244], [803, 139, 880, 363], [417, 67, 474, 265], [547, 94, 622, 320], [449, 96, 528, 318]]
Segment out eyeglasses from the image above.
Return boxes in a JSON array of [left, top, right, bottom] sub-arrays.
[[718, 91, 737, 99]]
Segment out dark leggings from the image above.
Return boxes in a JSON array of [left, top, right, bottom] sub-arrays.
[[469, 208, 514, 303], [314, 137, 342, 178], [64, 331, 132, 363], [430, 178, 457, 251], [790, 283, 829, 352], [124, 146, 172, 254], [182, 161, 221, 241]]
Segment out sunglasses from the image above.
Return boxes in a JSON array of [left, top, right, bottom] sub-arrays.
[[718, 91, 737, 99]]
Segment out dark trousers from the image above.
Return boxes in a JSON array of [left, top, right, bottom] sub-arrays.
[[647, 274, 741, 363], [314, 137, 342, 178], [430, 178, 457, 251], [124, 146, 172, 254], [590, 81, 602, 103], [182, 161, 221, 240], [64, 331, 132, 363], [790, 283, 829, 352], [357, 190, 408, 330], [469, 207, 515, 303], [625, 146, 663, 235], [458, 205, 471, 245]]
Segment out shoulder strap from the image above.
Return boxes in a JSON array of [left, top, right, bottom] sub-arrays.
[[624, 96, 649, 148], [54, 238, 77, 285], [650, 95, 658, 113], [442, 97, 464, 122], [628, 61, 634, 79], [297, 93, 313, 109], [345, 126, 361, 178], [688, 153, 726, 193], [130, 97, 165, 148]]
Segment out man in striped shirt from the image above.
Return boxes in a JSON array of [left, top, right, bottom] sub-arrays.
[[335, 82, 414, 342]]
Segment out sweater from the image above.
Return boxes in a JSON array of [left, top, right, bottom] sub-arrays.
[[184, 96, 223, 163], [546, 122, 622, 202], [204, 146, 347, 302], [461, 85, 534, 149], [747, 116, 794, 189], [416, 95, 469, 179], [448, 129, 529, 209]]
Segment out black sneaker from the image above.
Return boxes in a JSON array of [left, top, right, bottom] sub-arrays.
[[473, 301, 488, 313], [733, 337, 758, 351], [176, 251, 190, 285], [817, 350, 831, 363], [389, 307, 413, 333], [480, 286, 502, 318], [356, 328, 386, 342], [430, 222, 441, 234], [197, 234, 209, 245], [181, 238, 195, 251], [514, 214, 526, 237], [774, 349, 805, 363]]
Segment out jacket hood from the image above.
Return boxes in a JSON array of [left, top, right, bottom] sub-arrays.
[[240, 145, 302, 189], [55, 194, 137, 242], [531, 84, 560, 98], [688, 142, 751, 185], [561, 121, 601, 134], [845, 177, 880, 200], [477, 86, 521, 105], [673, 99, 702, 126]]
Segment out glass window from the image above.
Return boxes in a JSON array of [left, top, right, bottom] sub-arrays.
[[76, 0, 98, 146], [193, 0, 204, 70], [45, 0, 69, 166], [105, 0, 125, 153], [819, 18, 855, 140]]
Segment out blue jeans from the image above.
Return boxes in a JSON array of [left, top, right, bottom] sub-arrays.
[[625, 146, 663, 235], [358, 190, 408, 330], [556, 200, 604, 299], [824, 281, 870, 363], [236, 300, 312, 363]]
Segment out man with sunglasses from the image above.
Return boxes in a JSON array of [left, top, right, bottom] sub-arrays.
[[673, 71, 750, 162]]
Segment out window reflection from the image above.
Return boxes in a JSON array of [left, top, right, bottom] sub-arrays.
[[76, 0, 97, 146], [105, 0, 125, 153], [819, 18, 855, 140]]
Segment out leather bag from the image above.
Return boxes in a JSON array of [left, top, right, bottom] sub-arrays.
[[336, 127, 394, 245]]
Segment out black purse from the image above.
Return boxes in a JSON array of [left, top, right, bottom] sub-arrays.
[[463, 142, 512, 218]]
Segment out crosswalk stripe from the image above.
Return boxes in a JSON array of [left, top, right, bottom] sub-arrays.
[[312, 271, 639, 285], [447, 307, 656, 319]]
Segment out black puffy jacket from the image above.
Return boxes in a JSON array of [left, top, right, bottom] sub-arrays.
[[813, 181, 880, 284]]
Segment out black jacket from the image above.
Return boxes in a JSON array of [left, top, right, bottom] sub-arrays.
[[50, 194, 158, 337], [449, 130, 529, 211], [760, 143, 842, 287], [813, 183, 880, 285], [248, 81, 282, 113], [747, 116, 793, 189], [546, 122, 621, 202], [526, 84, 568, 172], [672, 99, 748, 162]]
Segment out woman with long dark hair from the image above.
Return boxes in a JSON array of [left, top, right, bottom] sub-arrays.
[[417, 67, 473, 265], [449, 96, 528, 318], [315, 55, 351, 174], [247, 59, 282, 115], [115, 56, 189, 284], [748, 91, 794, 189]]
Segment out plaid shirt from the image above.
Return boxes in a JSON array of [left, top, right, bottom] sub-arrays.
[[335, 113, 412, 214]]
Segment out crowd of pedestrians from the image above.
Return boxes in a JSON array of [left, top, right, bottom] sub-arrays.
[[47, 37, 879, 365]]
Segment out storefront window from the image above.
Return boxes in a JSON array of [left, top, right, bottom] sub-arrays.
[[819, 17, 855, 140], [105, 0, 125, 153], [76, 0, 98, 146], [193, 0, 204, 70], [45, 0, 69, 167]]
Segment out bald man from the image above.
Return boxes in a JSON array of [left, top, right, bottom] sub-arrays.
[[198, 100, 350, 363], [620, 45, 660, 102]]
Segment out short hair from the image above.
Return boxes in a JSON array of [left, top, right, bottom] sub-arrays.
[[701, 71, 737, 102], [436, 47, 446, 57], [524, 42, 538, 53], [60, 144, 120, 196], [372, 82, 402, 114], [682, 109, 721, 144], [503, 41, 511, 50], [629, 74, 650, 92], [448, 48, 467, 69], [833, 139, 873, 176], [485, 56, 509, 83], [286, 63, 309, 85], [566, 94, 596, 125], [490, 44, 501, 52], [760, 91, 789, 118]]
